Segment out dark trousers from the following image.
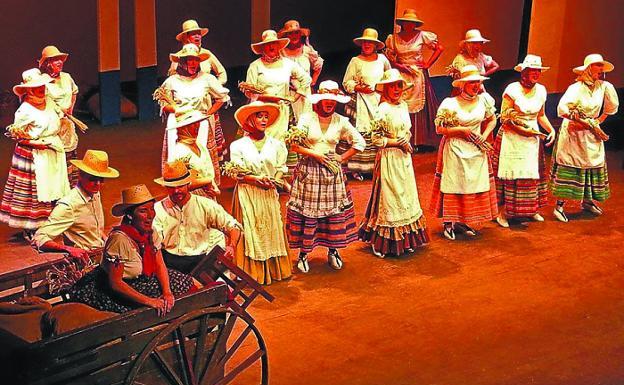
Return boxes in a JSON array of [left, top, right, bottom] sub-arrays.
[[161, 250, 203, 275]]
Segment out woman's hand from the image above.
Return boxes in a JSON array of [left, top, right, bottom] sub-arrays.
[[255, 176, 274, 190], [396, 137, 413, 153], [19, 140, 50, 150], [65, 246, 90, 262], [313, 152, 335, 168], [354, 84, 374, 94], [147, 297, 168, 317], [545, 131, 556, 147], [162, 292, 175, 314]]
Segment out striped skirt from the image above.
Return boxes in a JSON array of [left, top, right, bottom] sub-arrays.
[[550, 163, 609, 202], [0, 144, 55, 230], [346, 140, 377, 174], [286, 158, 357, 253], [66, 149, 79, 188], [214, 112, 225, 162], [492, 129, 548, 218], [358, 152, 429, 255], [430, 137, 498, 224], [413, 71, 441, 148]]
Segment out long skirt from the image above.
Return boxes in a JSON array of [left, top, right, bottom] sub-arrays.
[[68, 267, 194, 313], [413, 71, 441, 148], [492, 129, 548, 218], [358, 152, 429, 255], [286, 158, 357, 253], [431, 137, 498, 224], [232, 184, 292, 284], [550, 163, 609, 202], [346, 140, 377, 174], [214, 111, 225, 162], [0, 144, 55, 230]]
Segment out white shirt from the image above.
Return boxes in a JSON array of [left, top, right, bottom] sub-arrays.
[[153, 194, 241, 256], [230, 136, 288, 178], [296, 112, 366, 154]]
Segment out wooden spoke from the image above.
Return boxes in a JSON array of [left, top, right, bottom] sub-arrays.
[[150, 349, 186, 385], [174, 327, 198, 385]]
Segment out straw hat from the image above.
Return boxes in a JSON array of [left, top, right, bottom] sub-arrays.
[[154, 160, 194, 187], [451, 65, 489, 87], [176, 19, 209, 42], [251, 30, 289, 55], [309, 80, 351, 104], [278, 20, 310, 38], [353, 28, 385, 50], [12, 68, 52, 96], [573, 53, 614, 74], [462, 29, 490, 43], [234, 101, 281, 128], [38, 45, 69, 67], [169, 44, 209, 63], [168, 110, 208, 131], [514, 54, 550, 72], [375, 68, 413, 92], [395, 9, 424, 26], [111, 184, 156, 217], [70, 149, 120, 178]]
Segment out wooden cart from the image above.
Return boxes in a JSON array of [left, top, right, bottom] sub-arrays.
[[1, 247, 274, 385]]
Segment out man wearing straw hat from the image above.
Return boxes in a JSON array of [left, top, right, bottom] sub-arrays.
[[33, 150, 119, 260], [153, 160, 241, 274]]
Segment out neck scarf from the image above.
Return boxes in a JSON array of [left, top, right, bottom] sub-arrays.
[[25, 94, 46, 109], [576, 68, 596, 90], [177, 126, 201, 157], [115, 223, 158, 277]]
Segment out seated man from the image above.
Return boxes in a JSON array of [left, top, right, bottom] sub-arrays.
[[32, 150, 119, 260], [153, 160, 242, 274]]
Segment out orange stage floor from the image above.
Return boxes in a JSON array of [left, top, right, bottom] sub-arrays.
[[1, 116, 623, 385]]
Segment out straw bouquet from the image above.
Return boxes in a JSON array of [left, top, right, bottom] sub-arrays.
[[285, 125, 341, 174], [436, 109, 492, 152], [46, 256, 98, 296], [238, 81, 266, 96], [5, 123, 33, 140], [153, 84, 176, 109], [568, 102, 609, 141], [221, 161, 288, 189]]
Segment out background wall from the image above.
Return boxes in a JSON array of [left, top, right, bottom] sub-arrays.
[[527, 0, 624, 92], [395, 0, 526, 77]]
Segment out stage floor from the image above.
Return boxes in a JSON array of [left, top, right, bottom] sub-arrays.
[[1, 116, 623, 385]]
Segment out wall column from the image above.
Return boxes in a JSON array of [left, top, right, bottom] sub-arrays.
[[97, 0, 121, 126], [134, 0, 158, 121], [251, 0, 271, 41]]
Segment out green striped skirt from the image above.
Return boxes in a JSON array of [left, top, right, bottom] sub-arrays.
[[550, 162, 609, 202]]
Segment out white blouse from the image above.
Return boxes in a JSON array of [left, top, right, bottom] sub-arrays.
[[296, 112, 366, 154], [555, 80, 619, 168], [230, 136, 288, 178], [168, 140, 215, 182], [46, 72, 78, 111], [161, 72, 230, 119]]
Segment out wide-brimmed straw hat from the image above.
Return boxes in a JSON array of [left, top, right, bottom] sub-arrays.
[[13, 68, 52, 96], [395, 9, 424, 26], [111, 184, 156, 217], [234, 101, 281, 128], [451, 65, 489, 87], [514, 54, 550, 72], [251, 30, 290, 55], [375, 68, 413, 92], [38, 45, 69, 67], [278, 20, 310, 38], [573, 53, 614, 74], [168, 110, 208, 131], [154, 160, 194, 187], [309, 80, 351, 104], [353, 28, 385, 50], [70, 149, 119, 178], [462, 29, 490, 43], [169, 44, 209, 63], [176, 19, 209, 42]]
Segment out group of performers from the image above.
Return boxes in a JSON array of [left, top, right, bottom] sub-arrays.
[[0, 10, 619, 314]]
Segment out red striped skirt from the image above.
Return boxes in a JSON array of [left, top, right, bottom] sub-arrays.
[[492, 129, 548, 217], [0, 144, 55, 229], [286, 206, 357, 253], [66, 149, 79, 188], [430, 137, 498, 224], [214, 112, 225, 161]]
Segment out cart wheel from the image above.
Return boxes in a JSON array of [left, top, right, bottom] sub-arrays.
[[204, 311, 269, 385], [125, 308, 268, 385]]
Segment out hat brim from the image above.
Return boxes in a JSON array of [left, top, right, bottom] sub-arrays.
[[375, 79, 413, 93], [12, 78, 53, 96], [154, 173, 194, 188], [353, 38, 385, 50], [452, 75, 489, 88], [176, 27, 209, 42], [235, 103, 281, 128], [278, 27, 311, 38], [395, 18, 424, 27], [70, 160, 120, 178], [308, 93, 351, 104], [170, 51, 210, 63], [463, 38, 490, 43], [573, 60, 614, 74], [514, 64, 550, 72], [39, 53, 69, 67], [169, 115, 208, 130], [111, 198, 155, 217], [251, 38, 290, 55]]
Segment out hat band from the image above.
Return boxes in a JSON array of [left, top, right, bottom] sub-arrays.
[[460, 70, 481, 78], [318, 89, 346, 96], [163, 171, 191, 183]]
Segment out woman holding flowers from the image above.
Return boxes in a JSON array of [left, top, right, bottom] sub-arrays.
[[342, 28, 391, 178], [431, 65, 498, 240], [226, 101, 292, 284], [286, 81, 365, 273], [358, 69, 429, 258], [492, 55, 556, 228], [550, 54, 619, 222]]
